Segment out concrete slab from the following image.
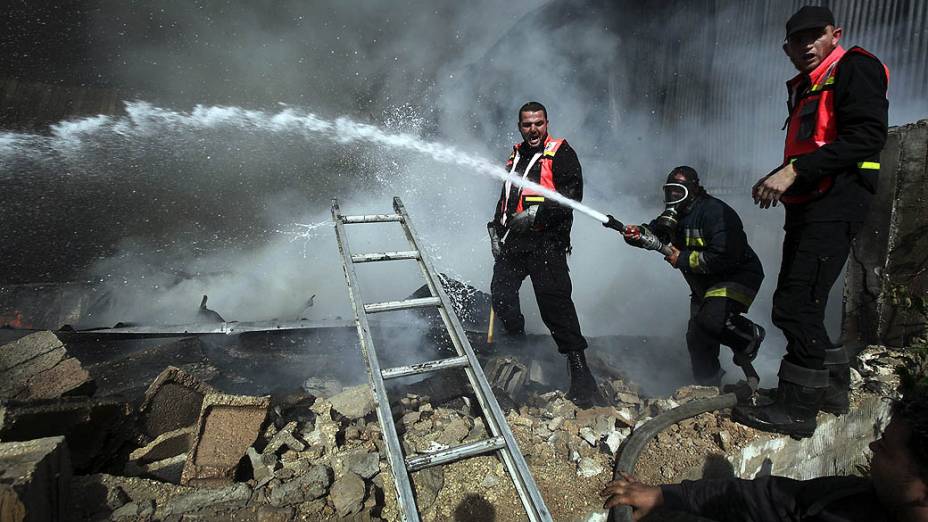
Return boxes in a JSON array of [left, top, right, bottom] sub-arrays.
[[138, 365, 215, 440], [0, 397, 131, 473], [0, 436, 71, 522], [128, 426, 194, 464], [0, 331, 94, 400], [181, 393, 269, 488]]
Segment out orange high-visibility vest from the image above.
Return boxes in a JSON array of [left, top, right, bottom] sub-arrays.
[[781, 45, 889, 205], [500, 135, 564, 224]]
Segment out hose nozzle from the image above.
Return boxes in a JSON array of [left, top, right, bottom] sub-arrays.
[[603, 215, 624, 232]]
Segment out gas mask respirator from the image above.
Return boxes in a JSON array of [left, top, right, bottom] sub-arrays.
[[653, 169, 700, 241]]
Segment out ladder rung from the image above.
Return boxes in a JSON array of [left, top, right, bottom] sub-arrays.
[[363, 296, 440, 314], [381, 355, 469, 380], [342, 214, 402, 224], [406, 437, 507, 472], [351, 251, 420, 263]]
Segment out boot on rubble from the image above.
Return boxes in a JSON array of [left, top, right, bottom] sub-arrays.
[[731, 360, 827, 439], [566, 351, 608, 408], [820, 346, 850, 415]]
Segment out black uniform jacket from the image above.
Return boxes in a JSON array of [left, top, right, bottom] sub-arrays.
[[660, 475, 889, 522], [491, 139, 582, 254], [657, 195, 764, 307], [786, 51, 889, 228]]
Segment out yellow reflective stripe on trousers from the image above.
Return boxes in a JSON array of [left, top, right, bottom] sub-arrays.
[[524, 196, 545, 202], [857, 161, 880, 170], [704, 286, 756, 307]]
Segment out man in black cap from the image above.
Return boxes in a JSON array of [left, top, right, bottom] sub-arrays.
[[732, 6, 889, 439]]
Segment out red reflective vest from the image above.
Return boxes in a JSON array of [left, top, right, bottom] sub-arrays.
[[500, 135, 564, 225], [781, 45, 889, 204]]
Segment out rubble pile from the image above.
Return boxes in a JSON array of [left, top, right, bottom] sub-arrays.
[[0, 329, 917, 521], [635, 344, 912, 484]]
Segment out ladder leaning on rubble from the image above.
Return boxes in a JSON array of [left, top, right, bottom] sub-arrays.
[[331, 197, 552, 522]]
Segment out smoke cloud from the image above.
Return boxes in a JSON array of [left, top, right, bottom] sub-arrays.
[[2, 0, 925, 389]]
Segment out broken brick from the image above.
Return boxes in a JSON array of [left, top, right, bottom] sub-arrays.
[[128, 426, 194, 465], [0, 397, 132, 473], [138, 366, 215, 440], [0, 436, 71, 522], [0, 331, 94, 400], [181, 393, 269, 488]]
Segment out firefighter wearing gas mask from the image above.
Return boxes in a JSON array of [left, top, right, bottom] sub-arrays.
[[487, 101, 606, 408], [624, 166, 766, 386]]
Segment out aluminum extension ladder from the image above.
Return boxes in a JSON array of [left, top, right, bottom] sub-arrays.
[[331, 197, 551, 522]]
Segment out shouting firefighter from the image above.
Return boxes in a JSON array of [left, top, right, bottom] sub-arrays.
[[733, 6, 890, 439], [622, 166, 765, 387], [487, 101, 605, 407]]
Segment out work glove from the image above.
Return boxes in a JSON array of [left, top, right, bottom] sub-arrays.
[[622, 224, 648, 248], [507, 205, 539, 233], [624, 224, 672, 255], [487, 222, 502, 259]]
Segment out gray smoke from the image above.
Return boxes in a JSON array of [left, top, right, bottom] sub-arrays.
[[2, 0, 925, 390]]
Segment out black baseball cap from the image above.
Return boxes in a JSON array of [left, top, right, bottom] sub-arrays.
[[786, 6, 835, 38]]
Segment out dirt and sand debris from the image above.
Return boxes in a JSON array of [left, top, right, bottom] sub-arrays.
[[0, 326, 915, 521]]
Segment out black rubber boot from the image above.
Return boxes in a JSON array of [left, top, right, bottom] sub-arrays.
[[820, 346, 850, 415], [731, 360, 828, 439], [566, 351, 607, 408], [732, 323, 765, 367]]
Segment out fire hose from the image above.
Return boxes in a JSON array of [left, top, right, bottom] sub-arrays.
[[608, 366, 760, 522]]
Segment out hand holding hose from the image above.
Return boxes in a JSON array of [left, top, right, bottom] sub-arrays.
[[600, 472, 664, 520]]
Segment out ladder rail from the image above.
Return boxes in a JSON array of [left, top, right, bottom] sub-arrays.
[[331, 200, 421, 522], [391, 197, 552, 522]]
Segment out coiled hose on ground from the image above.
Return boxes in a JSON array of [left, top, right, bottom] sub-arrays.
[[608, 364, 758, 522], [608, 393, 738, 521]]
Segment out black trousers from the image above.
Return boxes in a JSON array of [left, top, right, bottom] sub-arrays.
[[491, 248, 587, 353], [772, 221, 859, 370], [687, 296, 756, 382]]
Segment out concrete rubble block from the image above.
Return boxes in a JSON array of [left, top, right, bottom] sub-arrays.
[[411, 465, 444, 512], [129, 426, 194, 464], [330, 471, 366, 517], [603, 429, 629, 454], [138, 366, 216, 440], [140, 453, 187, 484], [267, 464, 332, 507], [672, 385, 720, 403], [111, 499, 155, 520], [610, 380, 641, 406], [576, 456, 603, 478], [435, 417, 470, 446], [345, 451, 380, 480], [180, 393, 270, 488], [329, 385, 375, 420], [263, 421, 305, 455], [0, 331, 95, 400], [0, 436, 71, 522], [247, 447, 277, 489], [483, 356, 528, 398], [305, 399, 340, 454], [157, 482, 252, 518], [0, 397, 131, 473], [578, 427, 598, 447]]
